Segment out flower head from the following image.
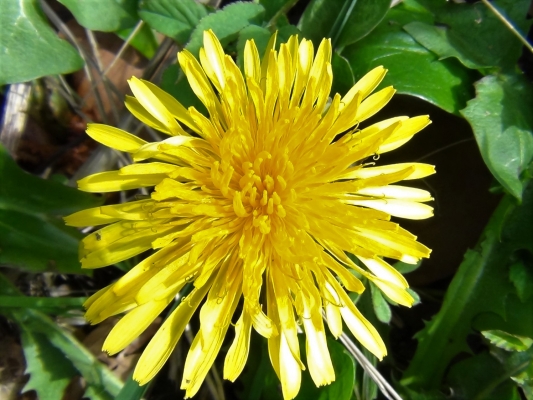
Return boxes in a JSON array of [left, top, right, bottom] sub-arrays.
[[66, 30, 434, 399]]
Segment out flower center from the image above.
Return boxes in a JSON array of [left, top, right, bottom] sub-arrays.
[[230, 150, 294, 234]]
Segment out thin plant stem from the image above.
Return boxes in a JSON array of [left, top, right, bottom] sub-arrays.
[[338, 332, 403, 400], [481, 0, 533, 55], [103, 20, 145, 77]]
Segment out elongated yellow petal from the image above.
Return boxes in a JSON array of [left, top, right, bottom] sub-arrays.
[[224, 310, 253, 381], [356, 86, 396, 122], [78, 171, 166, 192], [134, 279, 214, 385], [348, 198, 434, 219], [103, 298, 171, 355], [86, 123, 147, 152]]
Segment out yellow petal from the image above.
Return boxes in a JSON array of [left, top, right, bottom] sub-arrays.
[[372, 278, 415, 307], [128, 76, 186, 136], [64, 207, 120, 227], [202, 30, 226, 90], [343, 66, 387, 106], [119, 162, 180, 176], [348, 198, 434, 219], [103, 298, 170, 355], [86, 123, 147, 152], [280, 331, 302, 399], [134, 280, 213, 385], [355, 86, 395, 122], [224, 310, 252, 382], [340, 163, 436, 180], [354, 185, 433, 202], [358, 256, 408, 288], [78, 171, 165, 193]]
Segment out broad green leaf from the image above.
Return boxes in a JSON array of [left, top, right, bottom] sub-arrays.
[[298, 0, 390, 49], [259, 0, 295, 22], [461, 74, 533, 200], [473, 294, 533, 341], [9, 308, 123, 397], [402, 183, 533, 390], [58, 0, 138, 32], [0, 0, 83, 85], [138, 0, 207, 44], [295, 337, 356, 400], [186, 2, 265, 57], [0, 145, 103, 216], [343, 6, 476, 115], [21, 329, 78, 400], [331, 51, 355, 97], [446, 352, 521, 399], [335, 0, 391, 48], [0, 209, 85, 273], [236, 25, 272, 70], [482, 330, 533, 352], [509, 262, 533, 302], [116, 23, 158, 60], [406, 0, 532, 71], [370, 282, 392, 324]]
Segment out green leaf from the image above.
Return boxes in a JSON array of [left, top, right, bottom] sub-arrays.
[[138, 0, 207, 44], [116, 23, 158, 60], [402, 183, 533, 390], [186, 2, 265, 57], [0, 209, 85, 273], [0, 145, 101, 273], [403, 22, 486, 70], [460, 74, 533, 200], [259, 0, 295, 23], [334, 0, 392, 49], [9, 308, 123, 397], [446, 352, 521, 399], [21, 329, 78, 400], [331, 51, 355, 97], [0, 145, 103, 216], [370, 282, 392, 324], [343, 6, 476, 115], [298, 0, 390, 49], [406, 0, 533, 71], [482, 330, 533, 352], [0, 295, 86, 312], [58, 0, 138, 32], [510, 262, 533, 302], [0, 0, 84, 85]]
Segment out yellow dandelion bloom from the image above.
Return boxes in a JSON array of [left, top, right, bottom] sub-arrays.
[[65, 30, 434, 399]]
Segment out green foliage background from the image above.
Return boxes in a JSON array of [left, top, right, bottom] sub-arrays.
[[0, 0, 532, 399]]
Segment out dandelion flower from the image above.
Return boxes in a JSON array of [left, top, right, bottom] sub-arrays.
[[65, 30, 434, 399]]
